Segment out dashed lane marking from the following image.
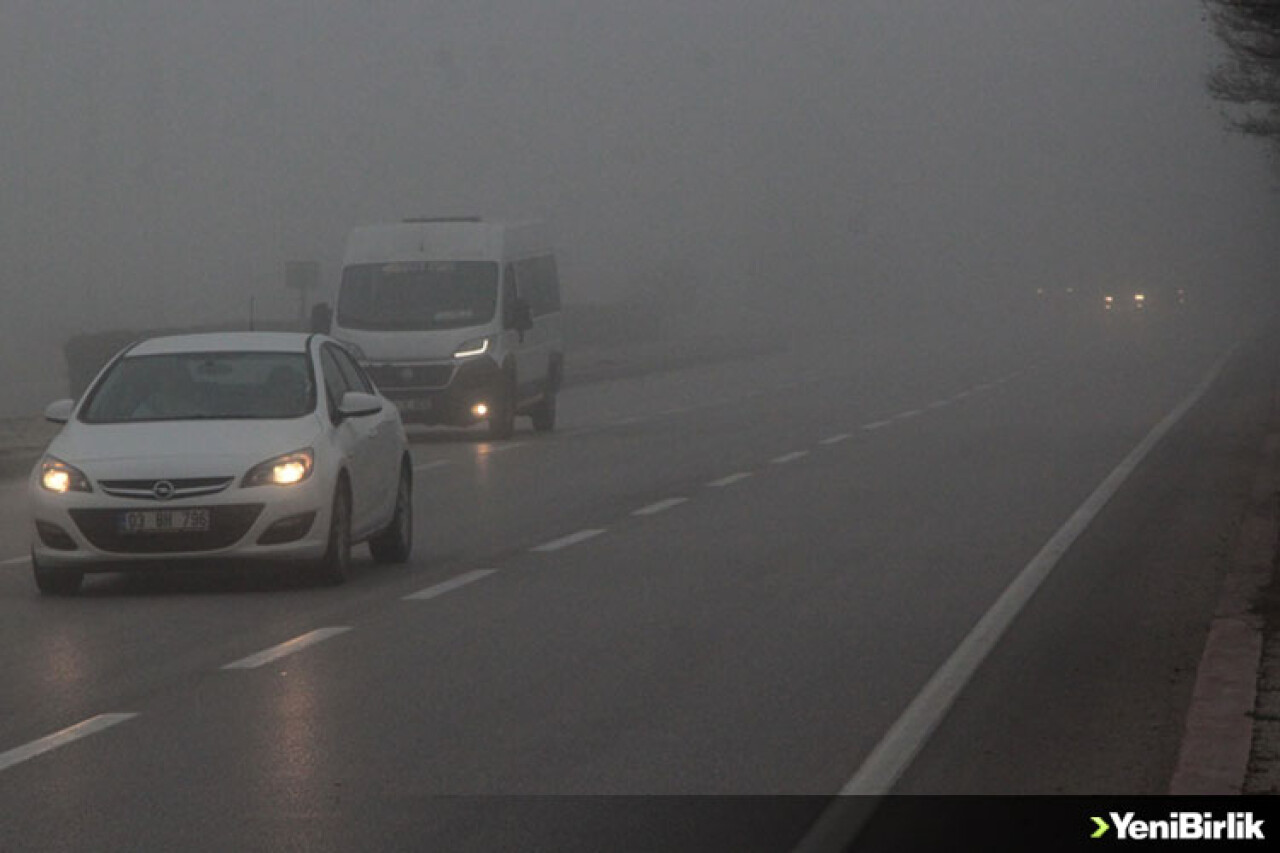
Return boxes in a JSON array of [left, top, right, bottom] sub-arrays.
[[632, 498, 687, 517], [707, 472, 752, 488], [403, 569, 497, 601], [771, 451, 809, 465], [221, 626, 353, 670], [820, 433, 852, 446], [0, 714, 137, 774], [531, 529, 607, 553]]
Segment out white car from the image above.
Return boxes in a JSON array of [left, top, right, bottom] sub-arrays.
[[28, 332, 412, 594]]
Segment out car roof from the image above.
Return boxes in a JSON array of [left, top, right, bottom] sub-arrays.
[[126, 332, 313, 356]]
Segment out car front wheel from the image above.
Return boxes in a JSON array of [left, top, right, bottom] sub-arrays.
[[315, 484, 352, 585], [369, 464, 412, 564]]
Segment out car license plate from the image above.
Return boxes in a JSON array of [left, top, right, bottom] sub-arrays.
[[118, 508, 211, 533]]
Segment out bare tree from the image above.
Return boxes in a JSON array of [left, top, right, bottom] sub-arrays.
[[1206, 0, 1280, 137]]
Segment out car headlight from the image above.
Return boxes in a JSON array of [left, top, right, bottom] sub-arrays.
[[39, 457, 93, 494], [242, 449, 315, 488], [453, 336, 491, 359]]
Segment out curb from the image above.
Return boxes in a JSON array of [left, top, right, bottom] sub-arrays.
[[1169, 432, 1278, 793]]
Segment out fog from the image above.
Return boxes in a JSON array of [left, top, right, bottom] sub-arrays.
[[2, 0, 1278, 416]]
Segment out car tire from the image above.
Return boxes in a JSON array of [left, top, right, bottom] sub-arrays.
[[32, 552, 83, 596], [315, 483, 352, 585], [486, 378, 516, 440], [530, 391, 556, 432], [369, 464, 412, 564]]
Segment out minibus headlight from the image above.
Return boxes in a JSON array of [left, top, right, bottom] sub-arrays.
[[454, 337, 491, 359]]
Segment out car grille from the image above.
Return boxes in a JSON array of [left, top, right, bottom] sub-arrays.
[[366, 363, 454, 389], [98, 477, 235, 500], [69, 504, 265, 554]]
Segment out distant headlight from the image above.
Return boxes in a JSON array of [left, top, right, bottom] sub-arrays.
[[453, 336, 491, 359], [40, 457, 92, 494], [242, 448, 314, 488]]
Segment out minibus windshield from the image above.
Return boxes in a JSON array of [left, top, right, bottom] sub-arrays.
[[336, 261, 499, 331]]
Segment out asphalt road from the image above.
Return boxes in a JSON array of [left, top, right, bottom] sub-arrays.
[[0, 310, 1267, 852]]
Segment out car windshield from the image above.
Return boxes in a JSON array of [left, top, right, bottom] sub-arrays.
[[79, 352, 315, 423], [336, 261, 499, 331]]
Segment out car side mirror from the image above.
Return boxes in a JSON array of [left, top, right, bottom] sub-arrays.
[[337, 391, 382, 419], [44, 399, 75, 424], [310, 302, 333, 334]]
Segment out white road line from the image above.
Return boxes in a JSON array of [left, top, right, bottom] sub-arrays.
[[531, 529, 607, 553], [952, 390, 972, 400], [771, 451, 809, 465], [632, 497, 687, 517], [926, 400, 949, 410], [974, 382, 997, 392], [611, 417, 641, 426], [221, 626, 352, 670], [861, 419, 894, 431], [707, 472, 752, 488], [832, 344, 1237, 798], [894, 409, 922, 420], [0, 714, 137, 774], [403, 569, 496, 601], [412, 460, 451, 472], [820, 433, 852, 446], [1, 555, 30, 567]]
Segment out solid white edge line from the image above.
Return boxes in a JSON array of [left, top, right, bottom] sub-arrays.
[[793, 345, 1239, 852], [834, 344, 1237, 799], [771, 451, 810, 465], [820, 433, 853, 446], [707, 472, 752, 488], [531, 529, 607, 553], [221, 626, 353, 670], [632, 497, 688, 517], [0, 713, 137, 774], [403, 569, 496, 601], [0, 555, 30, 567]]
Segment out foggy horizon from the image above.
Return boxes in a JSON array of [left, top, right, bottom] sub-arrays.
[[3, 1, 1279, 415]]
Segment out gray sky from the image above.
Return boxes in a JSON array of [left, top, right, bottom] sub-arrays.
[[1, 1, 1277, 415]]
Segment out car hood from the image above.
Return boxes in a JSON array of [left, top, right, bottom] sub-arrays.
[[47, 416, 324, 479]]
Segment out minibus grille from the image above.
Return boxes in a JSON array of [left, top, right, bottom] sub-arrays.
[[367, 363, 455, 389]]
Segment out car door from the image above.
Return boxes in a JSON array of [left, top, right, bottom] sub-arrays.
[[331, 344, 401, 528], [320, 343, 381, 536]]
